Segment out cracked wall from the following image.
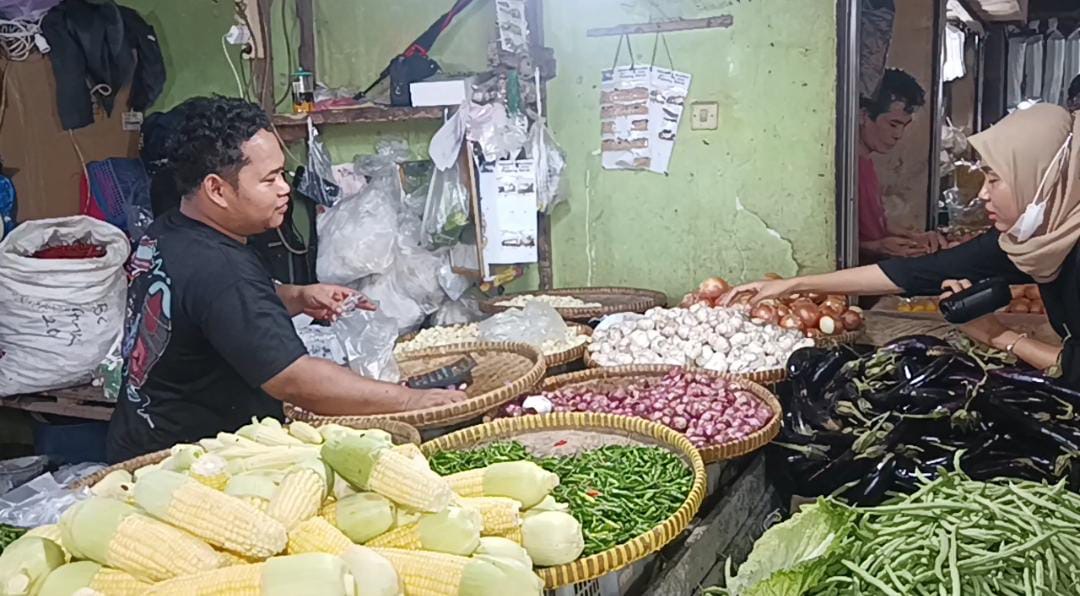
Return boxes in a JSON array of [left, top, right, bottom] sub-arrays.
[[535, 0, 838, 300]]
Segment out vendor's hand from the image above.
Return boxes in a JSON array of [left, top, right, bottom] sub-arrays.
[[720, 278, 797, 307], [864, 236, 926, 258], [958, 314, 1011, 348], [939, 278, 973, 300], [903, 230, 948, 254], [403, 388, 468, 410], [301, 284, 375, 321]]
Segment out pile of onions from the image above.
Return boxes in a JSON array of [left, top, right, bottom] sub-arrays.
[[1006, 285, 1045, 315], [681, 275, 864, 339], [501, 369, 775, 448]]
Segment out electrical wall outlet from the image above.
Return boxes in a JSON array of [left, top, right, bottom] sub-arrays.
[[690, 101, 719, 130]]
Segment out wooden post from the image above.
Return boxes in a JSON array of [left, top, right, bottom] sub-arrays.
[[252, 0, 276, 112]]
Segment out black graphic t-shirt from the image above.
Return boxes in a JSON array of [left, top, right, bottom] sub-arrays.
[[106, 210, 307, 462]]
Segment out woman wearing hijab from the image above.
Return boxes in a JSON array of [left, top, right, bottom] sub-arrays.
[[724, 104, 1080, 386]]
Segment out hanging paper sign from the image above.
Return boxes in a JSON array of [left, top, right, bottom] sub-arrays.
[[495, 0, 529, 54], [480, 159, 539, 265], [647, 67, 692, 174], [600, 65, 652, 171]]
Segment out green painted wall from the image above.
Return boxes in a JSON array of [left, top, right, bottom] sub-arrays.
[[121, 0, 837, 299]]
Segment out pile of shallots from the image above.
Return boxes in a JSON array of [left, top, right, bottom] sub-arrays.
[[502, 369, 775, 449]]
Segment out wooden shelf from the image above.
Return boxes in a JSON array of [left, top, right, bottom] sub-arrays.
[[271, 105, 448, 142], [2, 384, 114, 421]]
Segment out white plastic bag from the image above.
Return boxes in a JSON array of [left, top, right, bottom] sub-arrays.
[[525, 121, 567, 213], [297, 120, 342, 208], [0, 216, 129, 396], [1006, 27, 1027, 109], [1043, 19, 1066, 104], [432, 296, 484, 326], [331, 308, 400, 382], [438, 262, 471, 301], [421, 160, 470, 248], [356, 274, 426, 334], [316, 170, 401, 284], [478, 302, 566, 345], [1023, 24, 1045, 103]]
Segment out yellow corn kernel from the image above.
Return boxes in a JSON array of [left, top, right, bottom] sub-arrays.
[[189, 454, 230, 491], [134, 470, 287, 559], [444, 469, 485, 498], [459, 497, 523, 535], [287, 517, 354, 556], [241, 496, 269, 512], [365, 508, 481, 556], [492, 526, 523, 543], [322, 434, 452, 512], [365, 525, 424, 551], [267, 463, 327, 530], [60, 498, 223, 582], [390, 443, 430, 470], [38, 561, 150, 596], [371, 548, 468, 596], [146, 553, 353, 596], [90, 566, 152, 595]]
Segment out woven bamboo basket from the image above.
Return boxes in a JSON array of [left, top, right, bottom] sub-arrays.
[[396, 324, 592, 370], [72, 418, 421, 491], [419, 412, 707, 589], [582, 348, 788, 385], [815, 329, 863, 347], [480, 287, 668, 322], [486, 365, 782, 463], [287, 342, 546, 429]]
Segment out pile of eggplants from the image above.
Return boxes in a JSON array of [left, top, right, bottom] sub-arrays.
[[768, 335, 1080, 505]]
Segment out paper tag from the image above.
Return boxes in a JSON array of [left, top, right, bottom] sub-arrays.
[[122, 111, 144, 132]]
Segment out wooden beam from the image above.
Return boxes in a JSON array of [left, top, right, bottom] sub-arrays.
[[271, 105, 445, 142], [296, 0, 316, 76], [586, 15, 733, 38], [253, 0, 276, 112]]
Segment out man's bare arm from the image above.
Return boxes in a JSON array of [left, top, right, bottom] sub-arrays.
[[262, 356, 464, 415]]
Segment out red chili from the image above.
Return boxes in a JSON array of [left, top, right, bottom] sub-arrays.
[[554, 440, 568, 447], [586, 489, 601, 497]]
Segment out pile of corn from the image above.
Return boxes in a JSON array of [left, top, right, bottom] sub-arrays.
[[0, 418, 584, 596]]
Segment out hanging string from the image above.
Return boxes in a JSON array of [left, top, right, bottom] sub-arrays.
[[610, 33, 636, 70], [649, 32, 676, 70]]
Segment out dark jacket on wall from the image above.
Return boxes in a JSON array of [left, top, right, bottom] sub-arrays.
[[41, 0, 165, 130]]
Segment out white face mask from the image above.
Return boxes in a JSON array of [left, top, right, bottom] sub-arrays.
[[1007, 133, 1073, 242]]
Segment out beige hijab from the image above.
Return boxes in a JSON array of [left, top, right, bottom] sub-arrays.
[[969, 104, 1080, 283]]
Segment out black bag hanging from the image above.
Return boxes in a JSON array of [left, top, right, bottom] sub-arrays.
[[355, 0, 476, 105]]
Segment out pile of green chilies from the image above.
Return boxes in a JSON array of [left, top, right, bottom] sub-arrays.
[[429, 441, 694, 557], [0, 525, 25, 555], [811, 474, 1080, 595]]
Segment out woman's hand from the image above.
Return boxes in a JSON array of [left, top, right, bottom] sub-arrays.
[[939, 278, 973, 300], [300, 284, 375, 321], [403, 388, 468, 410], [958, 314, 1011, 347], [720, 278, 797, 306]]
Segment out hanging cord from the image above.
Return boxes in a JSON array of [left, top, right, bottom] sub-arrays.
[[68, 129, 91, 194], [648, 32, 676, 70], [223, 34, 248, 99], [610, 33, 636, 70], [0, 16, 43, 61]]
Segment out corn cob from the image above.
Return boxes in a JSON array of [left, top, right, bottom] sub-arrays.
[[266, 460, 329, 529], [23, 524, 70, 561], [491, 526, 523, 543], [287, 420, 324, 444], [321, 434, 452, 512], [38, 561, 150, 596], [189, 454, 230, 490], [366, 507, 482, 556], [443, 462, 559, 508], [390, 443, 430, 470], [0, 536, 66, 596], [90, 469, 135, 503], [458, 497, 523, 535], [287, 516, 355, 556], [224, 473, 278, 514], [161, 444, 205, 471], [236, 416, 305, 446], [372, 547, 540, 596], [215, 549, 257, 567], [145, 553, 354, 596], [59, 497, 222, 582], [225, 446, 320, 474], [133, 470, 287, 559], [321, 492, 395, 543]]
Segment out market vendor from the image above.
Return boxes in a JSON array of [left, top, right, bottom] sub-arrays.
[[858, 68, 946, 260], [106, 96, 465, 462], [725, 104, 1080, 387]]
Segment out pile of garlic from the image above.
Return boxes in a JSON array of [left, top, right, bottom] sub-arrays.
[[588, 304, 813, 374], [496, 295, 602, 309], [395, 323, 588, 356]]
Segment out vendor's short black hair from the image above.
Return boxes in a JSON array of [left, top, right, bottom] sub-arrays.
[[1068, 74, 1080, 111], [860, 68, 926, 119], [165, 96, 272, 198]]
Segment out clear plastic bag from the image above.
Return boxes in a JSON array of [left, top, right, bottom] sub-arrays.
[[525, 121, 567, 213], [0, 456, 48, 496], [357, 274, 426, 334], [331, 308, 400, 382], [432, 295, 484, 326], [294, 315, 347, 364], [467, 102, 530, 162], [438, 262, 471, 301], [297, 120, 342, 208], [315, 169, 401, 284], [478, 301, 566, 345], [0, 471, 90, 527], [422, 161, 470, 248]]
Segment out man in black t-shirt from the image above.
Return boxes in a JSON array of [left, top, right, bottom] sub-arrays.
[[106, 97, 465, 462]]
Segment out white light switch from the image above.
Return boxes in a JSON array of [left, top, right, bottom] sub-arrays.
[[690, 102, 719, 130]]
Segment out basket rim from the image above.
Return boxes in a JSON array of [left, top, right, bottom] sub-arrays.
[[288, 342, 546, 429], [396, 324, 592, 370], [491, 365, 782, 463], [419, 412, 707, 589], [479, 287, 668, 321], [582, 350, 788, 384]]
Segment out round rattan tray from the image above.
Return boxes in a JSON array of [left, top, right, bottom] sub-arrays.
[[72, 418, 421, 491], [287, 342, 546, 430], [419, 412, 707, 589], [396, 324, 592, 370], [582, 349, 788, 385], [486, 365, 781, 463], [480, 287, 667, 322]]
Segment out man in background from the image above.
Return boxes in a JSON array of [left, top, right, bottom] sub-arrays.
[[858, 68, 945, 261]]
